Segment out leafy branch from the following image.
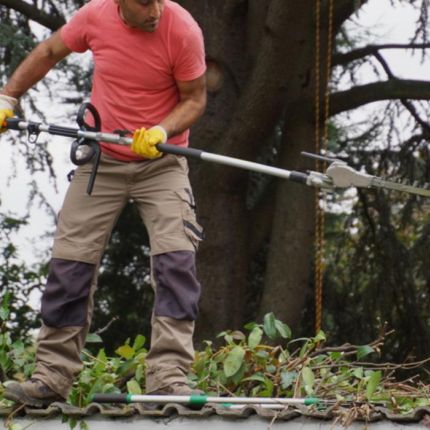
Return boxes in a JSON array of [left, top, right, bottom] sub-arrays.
[[1, 311, 430, 427]]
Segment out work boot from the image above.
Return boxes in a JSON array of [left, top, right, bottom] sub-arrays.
[[4, 379, 65, 408], [147, 382, 204, 396]]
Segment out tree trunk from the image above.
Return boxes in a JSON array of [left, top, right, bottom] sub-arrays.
[[258, 113, 317, 333], [177, 0, 349, 340], [178, 0, 257, 340], [256, 1, 324, 332]]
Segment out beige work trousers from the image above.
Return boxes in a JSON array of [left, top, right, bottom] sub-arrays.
[[32, 153, 203, 398]]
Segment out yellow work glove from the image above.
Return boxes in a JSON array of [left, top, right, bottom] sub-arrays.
[[131, 125, 167, 159], [0, 94, 18, 133]]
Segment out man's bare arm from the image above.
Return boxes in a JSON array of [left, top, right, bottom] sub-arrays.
[[2, 31, 72, 99], [160, 74, 207, 137]]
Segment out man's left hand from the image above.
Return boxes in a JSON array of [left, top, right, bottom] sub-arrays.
[[0, 95, 18, 133], [131, 125, 167, 159]]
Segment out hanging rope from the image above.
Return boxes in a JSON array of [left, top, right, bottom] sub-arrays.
[[314, 0, 334, 334]]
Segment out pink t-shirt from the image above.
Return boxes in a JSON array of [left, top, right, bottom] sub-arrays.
[[61, 0, 206, 161]]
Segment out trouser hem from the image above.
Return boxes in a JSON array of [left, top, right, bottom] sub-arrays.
[[145, 366, 189, 393], [32, 366, 72, 399]]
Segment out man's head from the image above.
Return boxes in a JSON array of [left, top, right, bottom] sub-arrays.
[[114, 0, 165, 32]]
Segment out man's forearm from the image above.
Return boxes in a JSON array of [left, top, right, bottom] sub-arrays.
[[160, 96, 206, 138], [3, 46, 59, 98], [159, 74, 207, 138]]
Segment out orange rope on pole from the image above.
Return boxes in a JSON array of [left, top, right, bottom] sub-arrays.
[[314, 0, 334, 335], [314, 0, 323, 335]]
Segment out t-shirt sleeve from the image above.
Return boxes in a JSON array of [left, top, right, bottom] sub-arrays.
[[173, 25, 206, 82], [60, 2, 92, 53]]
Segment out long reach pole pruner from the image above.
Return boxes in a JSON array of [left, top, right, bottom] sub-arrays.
[[5, 103, 430, 198]]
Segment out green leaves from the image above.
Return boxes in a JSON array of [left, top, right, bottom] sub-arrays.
[[357, 345, 375, 360], [248, 326, 263, 349], [263, 313, 277, 339], [263, 312, 291, 340], [85, 333, 103, 344], [224, 346, 245, 377], [126, 379, 142, 395], [115, 335, 147, 360], [64, 334, 149, 407], [301, 367, 315, 395], [115, 344, 135, 360], [365, 371, 382, 400], [280, 371, 298, 389]]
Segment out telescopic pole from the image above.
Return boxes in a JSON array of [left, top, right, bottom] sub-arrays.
[[91, 393, 330, 408], [6, 117, 326, 188]]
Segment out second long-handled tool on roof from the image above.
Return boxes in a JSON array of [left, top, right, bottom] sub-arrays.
[[5, 102, 430, 197], [91, 392, 333, 408], [90, 392, 388, 410]]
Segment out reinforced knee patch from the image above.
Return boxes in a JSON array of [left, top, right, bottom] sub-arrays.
[[153, 251, 201, 321], [41, 258, 96, 328]]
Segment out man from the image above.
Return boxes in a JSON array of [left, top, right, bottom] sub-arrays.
[[1, 0, 206, 407]]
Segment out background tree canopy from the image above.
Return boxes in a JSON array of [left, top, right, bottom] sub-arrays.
[[1, 0, 430, 364]]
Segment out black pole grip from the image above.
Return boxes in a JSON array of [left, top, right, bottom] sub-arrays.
[[5, 118, 25, 130], [289, 171, 308, 184], [157, 143, 203, 159], [92, 393, 130, 403]]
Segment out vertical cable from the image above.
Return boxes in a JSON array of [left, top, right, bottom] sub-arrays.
[[314, 0, 323, 335], [314, 0, 334, 335]]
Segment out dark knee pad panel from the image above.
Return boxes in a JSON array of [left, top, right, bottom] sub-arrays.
[[41, 258, 96, 327], [153, 251, 201, 321]]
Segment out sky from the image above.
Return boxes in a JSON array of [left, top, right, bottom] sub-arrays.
[[0, 0, 429, 269]]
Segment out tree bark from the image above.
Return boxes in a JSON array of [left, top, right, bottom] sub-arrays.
[[254, 0, 324, 332], [258, 113, 317, 332]]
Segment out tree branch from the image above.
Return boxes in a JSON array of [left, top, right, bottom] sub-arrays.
[[332, 0, 369, 32], [333, 43, 430, 66], [372, 52, 430, 134], [375, 52, 430, 133], [330, 79, 430, 116], [0, 0, 65, 31]]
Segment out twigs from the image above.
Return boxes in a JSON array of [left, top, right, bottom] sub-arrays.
[[5, 403, 25, 429], [94, 316, 119, 335]]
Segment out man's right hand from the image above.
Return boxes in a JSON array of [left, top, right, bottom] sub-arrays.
[[0, 95, 18, 133]]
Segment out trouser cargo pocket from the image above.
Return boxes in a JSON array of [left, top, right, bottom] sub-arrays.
[[176, 189, 204, 250]]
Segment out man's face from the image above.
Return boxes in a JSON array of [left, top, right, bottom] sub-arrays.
[[115, 0, 165, 32]]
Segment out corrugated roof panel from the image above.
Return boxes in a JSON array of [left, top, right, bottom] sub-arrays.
[[1, 402, 430, 428]]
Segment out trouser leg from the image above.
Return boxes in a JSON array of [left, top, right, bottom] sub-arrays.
[[145, 251, 201, 392], [130, 155, 204, 392], [32, 155, 128, 398], [32, 260, 98, 398]]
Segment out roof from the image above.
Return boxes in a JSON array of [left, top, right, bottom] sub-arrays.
[[1, 402, 430, 429]]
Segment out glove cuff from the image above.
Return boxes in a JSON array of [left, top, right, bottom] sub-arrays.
[[152, 125, 168, 143], [0, 94, 18, 110]]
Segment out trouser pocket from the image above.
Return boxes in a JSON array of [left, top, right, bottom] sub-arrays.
[[176, 189, 204, 250]]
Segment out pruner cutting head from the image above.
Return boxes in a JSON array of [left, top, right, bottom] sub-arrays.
[[326, 161, 430, 198], [301, 152, 430, 197]]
